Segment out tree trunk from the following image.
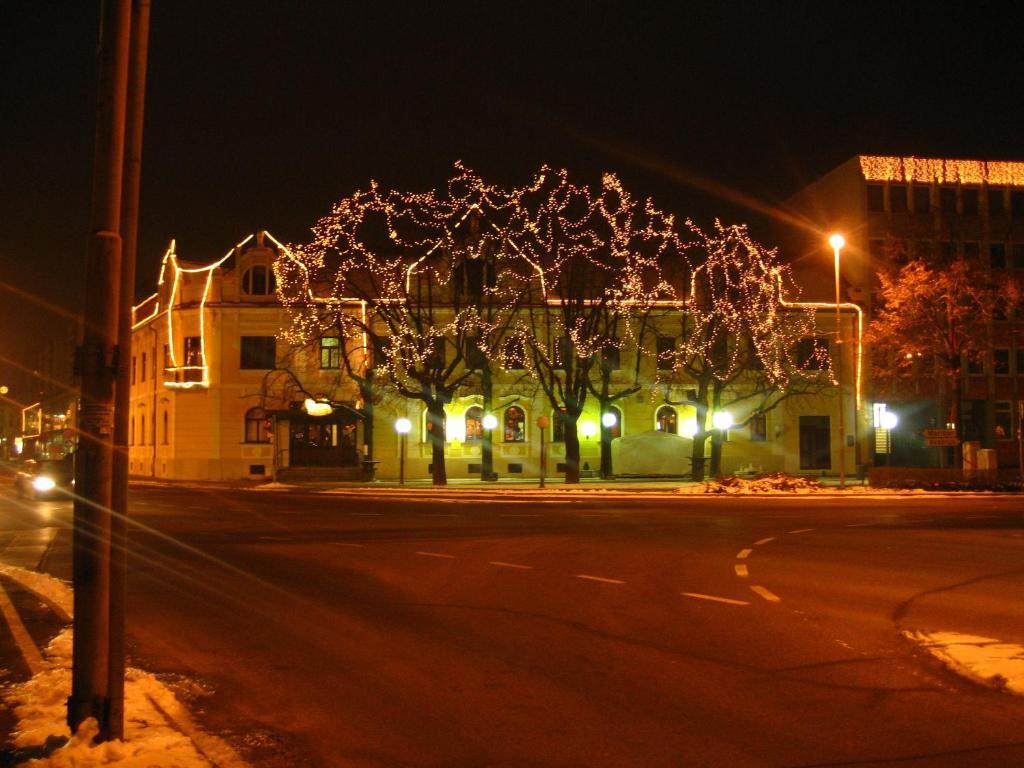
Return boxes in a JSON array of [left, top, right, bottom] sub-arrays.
[[949, 365, 963, 469], [598, 396, 612, 478], [426, 400, 447, 485], [481, 366, 494, 480], [564, 420, 581, 484], [709, 382, 724, 479], [689, 381, 710, 482], [361, 371, 374, 460]]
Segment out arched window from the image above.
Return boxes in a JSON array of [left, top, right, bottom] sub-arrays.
[[552, 407, 568, 442], [604, 406, 622, 439], [464, 406, 484, 443], [242, 265, 276, 296], [162, 410, 169, 444], [656, 405, 677, 434], [245, 407, 271, 443], [138, 408, 146, 445], [504, 406, 526, 443]]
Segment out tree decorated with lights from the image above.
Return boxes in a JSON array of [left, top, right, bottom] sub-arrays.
[[868, 255, 1021, 455], [504, 169, 677, 483], [659, 222, 823, 480], [277, 164, 537, 485]]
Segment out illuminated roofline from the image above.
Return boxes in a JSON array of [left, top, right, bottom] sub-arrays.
[[858, 155, 1024, 187]]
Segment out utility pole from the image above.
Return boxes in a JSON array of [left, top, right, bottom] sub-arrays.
[[109, 0, 150, 741], [69, 0, 132, 740]]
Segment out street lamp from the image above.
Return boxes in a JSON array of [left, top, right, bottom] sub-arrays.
[[394, 417, 411, 485], [601, 412, 617, 429], [829, 233, 847, 489], [711, 411, 733, 431], [880, 410, 898, 468], [481, 413, 498, 482]]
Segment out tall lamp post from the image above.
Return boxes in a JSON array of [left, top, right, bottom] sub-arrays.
[[482, 413, 498, 481], [829, 233, 847, 489], [395, 417, 411, 485]]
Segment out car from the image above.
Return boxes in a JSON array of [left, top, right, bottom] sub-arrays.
[[14, 457, 75, 500]]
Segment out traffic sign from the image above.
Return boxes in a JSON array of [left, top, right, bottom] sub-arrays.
[[925, 437, 960, 447], [923, 428, 956, 439]]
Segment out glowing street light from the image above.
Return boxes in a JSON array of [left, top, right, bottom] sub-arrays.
[[482, 414, 498, 431], [580, 420, 598, 439], [394, 417, 411, 485], [601, 412, 617, 428], [829, 232, 847, 489], [711, 411, 733, 431], [680, 419, 698, 438]]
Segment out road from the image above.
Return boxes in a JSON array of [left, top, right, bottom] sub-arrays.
[[1, 485, 1023, 767]]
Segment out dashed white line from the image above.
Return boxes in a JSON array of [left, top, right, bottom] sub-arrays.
[[681, 592, 750, 606], [420, 513, 460, 517], [499, 514, 541, 518], [846, 522, 874, 527], [736, 548, 752, 559], [753, 537, 775, 546], [488, 561, 534, 570], [734, 564, 750, 578], [334, 543, 365, 548], [575, 574, 625, 585], [750, 585, 782, 603], [353, 513, 384, 516], [416, 551, 456, 559], [966, 515, 998, 520], [789, 528, 814, 534]]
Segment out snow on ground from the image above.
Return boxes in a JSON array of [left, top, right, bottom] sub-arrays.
[[675, 474, 925, 495], [0, 565, 247, 768], [906, 630, 1024, 696]]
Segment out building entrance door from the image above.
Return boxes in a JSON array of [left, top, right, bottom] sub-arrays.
[[289, 412, 359, 467], [799, 415, 831, 470]]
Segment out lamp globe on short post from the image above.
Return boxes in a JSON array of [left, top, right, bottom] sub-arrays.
[[394, 417, 411, 485]]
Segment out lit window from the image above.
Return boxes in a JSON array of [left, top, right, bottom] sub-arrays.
[[552, 407, 568, 442], [320, 337, 341, 369], [995, 401, 1012, 440], [245, 407, 271, 443], [464, 406, 483, 443], [656, 405, 677, 434], [503, 406, 526, 443]]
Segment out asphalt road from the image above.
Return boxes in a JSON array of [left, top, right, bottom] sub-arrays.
[[2, 485, 1023, 767]]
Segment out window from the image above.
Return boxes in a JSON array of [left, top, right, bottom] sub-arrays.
[[139, 411, 146, 445], [966, 355, 984, 375], [889, 185, 908, 213], [913, 185, 931, 213], [503, 337, 525, 370], [240, 336, 276, 370], [552, 336, 572, 370], [184, 336, 202, 366], [242, 265, 276, 296], [141, 352, 147, 382], [320, 337, 341, 369], [503, 406, 525, 442], [1018, 349, 1024, 375], [963, 242, 980, 261], [552, 407, 568, 442], [464, 406, 484, 443], [656, 336, 675, 370], [994, 401, 1012, 440], [988, 188, 1005, 216], [962, 188, 979, 215], [939, 187, 957, 215], [994, 349, 1010, 375], [601, 340, 621, 372], [749, 414, 767, 442], [130, 417, 134, 446], [866, 185, 884, 213], [656, 405, 677, 434], [465, 337, 487, 371], [796, 337, 828, 370], [1014, 244, 1024, 270], [991, 244, 1007, 269], [1012, 190, 1024, 222], [162, 410, 168, 444], [604, 406, 622, 440], [245, 407, 271, 443], [131, 356, 136, 385]]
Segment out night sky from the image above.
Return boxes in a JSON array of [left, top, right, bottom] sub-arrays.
[[2, 1, 1023, 398]]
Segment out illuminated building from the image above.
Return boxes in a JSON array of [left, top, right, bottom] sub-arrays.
[[782, 155, 1024, 468]]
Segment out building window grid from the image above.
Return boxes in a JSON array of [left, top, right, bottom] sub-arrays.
[[320, 336, 341, 369]]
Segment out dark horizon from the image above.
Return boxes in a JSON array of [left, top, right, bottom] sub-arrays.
[[3, 1, 1023, 398]]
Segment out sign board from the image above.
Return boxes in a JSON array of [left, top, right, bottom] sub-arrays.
[[925, 437, 960, 447], [923, 429, 957, 439]]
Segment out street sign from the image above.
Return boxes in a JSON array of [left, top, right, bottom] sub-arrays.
[[925, 437, 960, 447], [923, 428, 956, 439]]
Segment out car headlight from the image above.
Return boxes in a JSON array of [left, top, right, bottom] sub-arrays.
[[32, 476, 56, 492]]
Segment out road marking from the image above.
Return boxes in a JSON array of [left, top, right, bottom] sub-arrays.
[[753, 537, 775, 546], [750, 585, 781, 603], [416, 551, 456, 559], [736, 548, 752, 559], [789, 528, 814, 534], [681, 592, 750, 606], [353, 513, 384, 516], [0, 582, 44, 674], [575, 574, 625, 585], [489, 561, 534, 570], [846, 522, 874, 527], [966, 515, 998, 520], [258, 535, 290, 541], [334, 543, 365, 548], [420, 513, 460, 517], [582, 513, 619, 517], [499, 514, 540, 518], [734, 564, 749, 577]]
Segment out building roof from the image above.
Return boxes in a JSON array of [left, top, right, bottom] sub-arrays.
[[857, 155, 1024, 186]]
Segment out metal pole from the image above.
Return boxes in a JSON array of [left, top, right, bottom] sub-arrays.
[[107, 0, 149, 742], [70, 0, 131, 739], [400, 432, 405, 485], [539, 426, 546, 488], [833, 242, 846, 489]]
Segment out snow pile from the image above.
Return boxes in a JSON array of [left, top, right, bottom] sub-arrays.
[[0, 565, 246, 768], [906, 630, 1024, 696], [681, 473, 826, 495]]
